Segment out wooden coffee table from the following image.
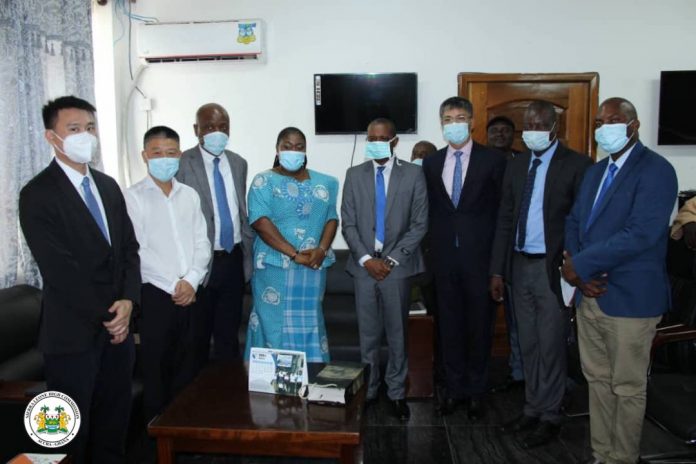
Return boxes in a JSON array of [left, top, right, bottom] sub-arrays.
[[148, 362, 364, 463]]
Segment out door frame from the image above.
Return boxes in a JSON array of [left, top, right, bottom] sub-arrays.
[[458, 72, 600, 159]]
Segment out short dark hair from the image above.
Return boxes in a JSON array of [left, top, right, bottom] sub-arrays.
[[367, 118, 397, 137], [439, 96, 473, 119], [273, 126, 308, 169], [143, 125, 180, 147], [412, 140, 438, 156], [600, 97, 638, 121], [487, 116, 515, 131], [525, 100, 558, 126], [42, 95, 96, 130]]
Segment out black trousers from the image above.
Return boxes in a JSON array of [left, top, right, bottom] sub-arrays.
[[196, 245, 244, 364], [43, 332, 135, 464], [435, 270, 495, 399], [140, 283, 198, 422]]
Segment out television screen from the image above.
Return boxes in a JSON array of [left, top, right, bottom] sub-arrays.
[[314, 73, 417, 134], [658, 70, 696, 145]]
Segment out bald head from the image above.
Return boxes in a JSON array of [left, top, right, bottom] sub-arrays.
[[194, 103, 230, 142], [599, 97, 638, 121]]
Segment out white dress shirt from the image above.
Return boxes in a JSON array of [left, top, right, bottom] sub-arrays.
[[55, 157, 111, 244], [199, 146, 242, 249], [358, 156, 397, 267], [125, 176, 211, 295]]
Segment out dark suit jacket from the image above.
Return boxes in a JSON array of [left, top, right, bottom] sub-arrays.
[[422, 142, 506, 275], [341, 158, 428, 279], [565, 141, 678, 317], [19, 160, 141, 355], [489, 143, 592, 305]]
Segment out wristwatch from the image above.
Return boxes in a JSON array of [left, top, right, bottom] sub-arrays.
[[384, 257, 397, 269]]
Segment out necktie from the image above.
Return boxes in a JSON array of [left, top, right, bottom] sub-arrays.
[[517, 158, 542, 250], [375, 166, 386, 246], [81, 177, 109, 241], [451, 151, 463, 207], [587, 163, 618, 230], [213, 157, 235, 252]]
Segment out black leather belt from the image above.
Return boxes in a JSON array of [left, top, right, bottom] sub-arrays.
[[213, 244, 241, 257], [516, 251, 546, 259]]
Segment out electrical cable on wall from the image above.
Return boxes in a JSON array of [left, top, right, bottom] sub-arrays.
[[349, 134, 357, 167]]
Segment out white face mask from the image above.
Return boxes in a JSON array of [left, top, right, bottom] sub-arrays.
[[53, 131, 98, 164]]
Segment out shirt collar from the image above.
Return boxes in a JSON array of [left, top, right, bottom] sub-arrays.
[[531, 140, 559, 163], [143, 174, 181, 196], [199, 144, 224, 163], [446, 138, 473, 158], [372, 155, 395, 172], [54, 156, 95, 191], [608, 142, 636, 171]]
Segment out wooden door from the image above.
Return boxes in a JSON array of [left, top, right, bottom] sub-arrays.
[[459, 73, 599, 158]]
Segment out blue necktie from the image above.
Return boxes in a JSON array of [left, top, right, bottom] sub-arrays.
[[375, 166, 386, 246], [213, 157, 235, 252], [451, 151, 463, 207], [81, 177, 109, 241], [517, 158, 542, 250], [587, 163, 618, 230]]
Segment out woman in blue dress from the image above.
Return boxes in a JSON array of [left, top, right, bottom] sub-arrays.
[[244, 127, 339, 362]]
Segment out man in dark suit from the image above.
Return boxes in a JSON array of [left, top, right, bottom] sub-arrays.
[[19, 96, 140, 463], [176, 103, 252, 364], [490, 101, 592, 447], [563, 97, 678, 464], [422, 96, 506, 418], [341, 118, 428, 421]]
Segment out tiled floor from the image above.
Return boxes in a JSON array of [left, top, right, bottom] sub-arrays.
[[132, 358, 696, 464]]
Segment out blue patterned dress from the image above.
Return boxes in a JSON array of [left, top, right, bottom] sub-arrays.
[[244, 169, 339, 362]]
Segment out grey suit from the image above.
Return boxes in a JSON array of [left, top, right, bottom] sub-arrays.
[[341, 158, 428, 399], [176, 145, 253, 361], [177, 146, 253, 280]]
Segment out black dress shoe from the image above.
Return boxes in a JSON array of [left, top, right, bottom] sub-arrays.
[[390, 399, 410, 421], [436, 397, 464, 416], [520, 421, 561, 449], [498, 415, 539, 434], [490, 376, 525, 393], [467, 398, 485, 421]]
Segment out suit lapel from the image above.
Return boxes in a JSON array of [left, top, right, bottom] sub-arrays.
[[385, 158, 403, 218], [90, 170, 117, 248], [432, 150, 453, 209], [458, 144, 483, 209], [48, 161, 110, 248], [189, 149, 214, 212], [224, 150, 245, 214], [542, 144, 566, 219], [585, 142, 646, 232]]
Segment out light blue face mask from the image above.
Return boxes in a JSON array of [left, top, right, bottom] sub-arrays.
[[202, 131, 229, 156], [148, 157, 180, 182], [278, 150, 306, 172], [411, 158, 423, 166], [365, 139, 394, 160], [522, 123, 556, 152], [443, 122, 469, 145], [595, 121, 633, 154]]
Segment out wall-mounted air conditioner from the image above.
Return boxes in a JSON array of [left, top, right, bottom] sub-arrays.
[[137, 20, 264, 63]]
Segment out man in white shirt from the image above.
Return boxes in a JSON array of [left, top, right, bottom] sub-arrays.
[[125, 126, 211, 422], [176, 103, 252, 365]]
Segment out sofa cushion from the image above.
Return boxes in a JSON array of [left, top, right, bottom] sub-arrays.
[[0, 285, 41, 362]]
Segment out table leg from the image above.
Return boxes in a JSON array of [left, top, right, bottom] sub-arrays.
[[156, 437, 174, 464], [340, 445, 356, 464]]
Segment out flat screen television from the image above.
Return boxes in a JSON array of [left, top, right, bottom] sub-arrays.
[[314, 73, 417, 134], [658, 70, 696, 145]]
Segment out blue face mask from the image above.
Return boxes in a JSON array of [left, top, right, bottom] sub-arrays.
[[522, 124, 555, 152], [365, 139, 394, 160], [148, 157, 180, 182], [278, 150, 306, 172], [443, 122, 469, 145], [411, 158, 423, 166], [595, 121, 633, 154], [202, 131, 229, 156]]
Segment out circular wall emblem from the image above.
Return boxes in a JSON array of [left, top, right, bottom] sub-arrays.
[[24, 391, 81, 448]]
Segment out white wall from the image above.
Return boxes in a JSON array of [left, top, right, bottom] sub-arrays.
[[92, 0, 696, 248]]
